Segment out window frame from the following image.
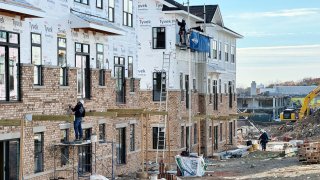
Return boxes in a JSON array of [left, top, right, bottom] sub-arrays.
[[96, 0, 103, 9], [34, 132, 44, 173], [181, 126, 184, 148], [58, 37, 68, 86], [0, 30, 21, 102], [152, 27, 166, 49], [152, 72, 166, 101], [194, 123, 197, 144], [31, 33, 42, 86], [231, 46, 235, 63], [116, 127, 126, 164], [75, 42, 91, 99], [60, 129, 69, 166], [212, 40, 217, 59], [108, 0, 115, 22], [225, 43, 229, 62], [153, 127, 165, 149], [96, 43, 105, 86], [218, 41, 222, 60], [74, 0, 89, 5], [130, 124, 135, 151], [123, 0, 133, 27], [114, 56, 126, 104], [99, 123, 106, 143]]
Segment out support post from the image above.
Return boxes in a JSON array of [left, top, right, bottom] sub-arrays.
[[167, 114, 171, 166], [145, 114, 149, 173], [140, 114, 145, 173], [19, 119, 24, 180]]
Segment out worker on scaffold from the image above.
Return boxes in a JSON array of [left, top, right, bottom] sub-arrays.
[[176, 18, 186, 46]]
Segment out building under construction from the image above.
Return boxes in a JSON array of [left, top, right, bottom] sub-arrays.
[[0, 0, 241, 179]]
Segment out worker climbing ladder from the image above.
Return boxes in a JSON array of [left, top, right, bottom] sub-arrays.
[[156, 52, 171, 164]]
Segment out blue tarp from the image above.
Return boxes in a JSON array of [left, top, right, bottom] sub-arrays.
[[189, 31, 210, 52]]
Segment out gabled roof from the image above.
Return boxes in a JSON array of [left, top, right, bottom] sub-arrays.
[[0, 0, 45, 18], [189, 5, 218, 23], [163, 0, 242, 38], [163, 0, 187, 11]]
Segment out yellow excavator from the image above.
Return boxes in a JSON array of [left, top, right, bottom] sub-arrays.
[[280, 86, 320, 121]]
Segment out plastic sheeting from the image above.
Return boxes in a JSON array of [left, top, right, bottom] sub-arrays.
[[90, 174, 109, 180], [175, 155, 207, 177]]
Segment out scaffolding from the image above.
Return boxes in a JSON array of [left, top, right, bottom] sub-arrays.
[[52, 141, 115, 180]]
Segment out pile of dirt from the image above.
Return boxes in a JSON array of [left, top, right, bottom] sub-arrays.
[[267, 111, 320, 141]]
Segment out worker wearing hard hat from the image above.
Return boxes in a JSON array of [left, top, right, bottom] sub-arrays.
[[259, 130, 270, 151]]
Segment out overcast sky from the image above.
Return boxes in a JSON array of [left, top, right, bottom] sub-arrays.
[[177, 0, 320, 87]]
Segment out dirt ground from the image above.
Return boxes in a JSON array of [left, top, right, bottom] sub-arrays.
[[197, 151, 320, 180]]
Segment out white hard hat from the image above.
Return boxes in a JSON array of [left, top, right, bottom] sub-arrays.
[[79, 99, 84, 105]]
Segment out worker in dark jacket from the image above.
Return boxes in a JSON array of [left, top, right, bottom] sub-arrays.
[[176, 18, 186, 45], [71, 100, 85, 141], [259, 130, 270, 151]]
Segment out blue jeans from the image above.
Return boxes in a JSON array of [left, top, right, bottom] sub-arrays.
[[74, 117, 83, 139]]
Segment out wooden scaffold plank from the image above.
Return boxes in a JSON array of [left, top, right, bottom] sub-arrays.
[[0, 119, 21, 126], [32, 115, 74, 122]]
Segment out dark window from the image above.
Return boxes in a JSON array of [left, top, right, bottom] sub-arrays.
[[58, 37, 68, 86], [181, 126, 184, 148], [130, 124, 135, 151], [99, 124, 106, 143], [218, 42, 222, 60], [219, 79, 222, 103], [219, 123, 223, 142], [194, 123, 197, 144], [128, 56, 133, 78], [185, 75, 189, 108], [229, 122, 233, 144], [75, 43, 90, 99], [0, 140, 20, 180], [153, 72, 166, 101], [212, 40, 217, 59], [96, 0, 102, 8], [117, 127, 126, 164], [233, 120, 236, 137], [225, 44, 229, 62], [0, 31, 20, 101], [97, 44, 105, 86], [109, 0, 115, 22], [74, 0, 89, 5], [214, 126, 218, 150], [114, 57, 126, 103], [213, 80, 218, 110], [31, 33, 42, 85], [229, 81, 233, 108], [152, 27, 166, 49], [209, 126, 212, 138], [61, 129, 69, 166], [186, 126, 190, 150], [123, 0, 133, 27], [231, 46, 235, 63], [78, 129, 91, 174], [34, 133, 44, 173], [153, 127, 165, 149], [128, 56, 134, 92], [208, 79, 212, 104], [180, 73, 184, 101], [193, 79, 196, 91]]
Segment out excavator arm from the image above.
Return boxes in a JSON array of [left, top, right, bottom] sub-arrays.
[[299, 86, 320, 119]]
